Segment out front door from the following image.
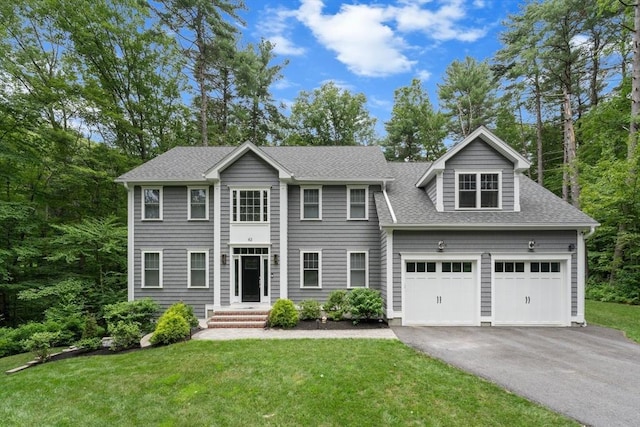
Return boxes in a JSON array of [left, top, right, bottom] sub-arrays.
[[242, 256, 261, 302]]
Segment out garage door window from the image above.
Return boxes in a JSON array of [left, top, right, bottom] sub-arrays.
[[406, 262, 437, 273], [495, 262, 525, 273], [442, 262, 472, 273], [530, 262, 560, 273]]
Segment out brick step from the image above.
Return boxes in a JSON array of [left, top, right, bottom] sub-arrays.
[[211, 315, 268, 322], [207, 320, 266, 329], [212, 310, 270, 316]]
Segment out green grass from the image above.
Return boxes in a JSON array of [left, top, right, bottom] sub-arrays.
[[0, 339, 575, 426], [586, 300, 640, 343]]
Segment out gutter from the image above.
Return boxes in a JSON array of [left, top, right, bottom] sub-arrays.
[[382, 181, 397, 224]]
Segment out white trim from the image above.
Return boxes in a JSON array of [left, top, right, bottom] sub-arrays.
[[300, 185, 322, 220], [454, 170, 502, 210], [490, 252, 572, 326], [385, 231, 394, 318], [347, 185, 369, 220], [382, 188, 397, 223], [280, 182, 288, 299], [347, 250, 369, 288], [187, 249, 210, 289], [435, 172, 444, 212], [141, 186, 163, 220], [576, 231, 586, 323], [230, 188, 270, 223], [400, 253, 482, 326], [213, 182, 221, 307], [127, 185, 135, 301], [187, 186, 209, 220], [204, 141, 292, 180], [513, 172, 521, 212], [300, 250, 322, 289], [141, 250, 163, 288]]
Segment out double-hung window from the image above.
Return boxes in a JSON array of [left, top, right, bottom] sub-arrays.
[[347, 186, 368, 220], [188, 250, 209, 288], [142, 251, 162, 288], [348, 251, 368, 288], [456, 172, 501, 209], [142, 187, 162, 220], [188, 187, 208, 220], [301, 251, 321, 288], [231, 189, 269, 222], [301, 186, 321, 220]]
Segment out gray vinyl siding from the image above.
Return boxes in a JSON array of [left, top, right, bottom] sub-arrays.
[[443, 138, 515, 211], [392, 230, 578, 316], [219, 151, 280, 304], [133, 185, 214, 317], [425, 178, 437, 205], [287, 185, 381, 302], [379, 228, 388, 308]]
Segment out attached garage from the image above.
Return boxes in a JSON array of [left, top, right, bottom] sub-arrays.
[[493, 258, 571, 326], [403, 257, 480, 326]]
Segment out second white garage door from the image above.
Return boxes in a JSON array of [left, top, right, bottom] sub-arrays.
[[404, 260, 479, 326]]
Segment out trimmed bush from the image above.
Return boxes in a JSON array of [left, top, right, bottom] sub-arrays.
[[150, 312, 190, 345], [76, 337, 102, 351], [108, 321, 141, 351], [325, 290, 349, 321], [347, 288, 383, 323], [298, 299, 321, 320], [82, 314, 106, 339], [23, 331, 60, 361], [269, 299, 299, 328], [103, 298, 159, 334], [164, 302, 199, 329]]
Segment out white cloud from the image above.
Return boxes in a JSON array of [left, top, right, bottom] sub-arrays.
[[273, 77, 297, 91], [258, 7, 306, 56], [370, 95, 393, 110], [416, 69, 432, 81], [319, 79, 355, 92], [268, 35, 306, 56]]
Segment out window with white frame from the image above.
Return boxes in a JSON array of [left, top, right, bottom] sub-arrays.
[[142, 251, 162, 288], [347, 186, 368, 219], [231, 189, 269, 222], [188, 187, 208, 220], [301, 187, 321, 220], [348, 251, 368, 288], [456, 172, 501, 209], [142, 187, 162, 220], [301, 251, 321, 288], [188, 251, 209, 288]]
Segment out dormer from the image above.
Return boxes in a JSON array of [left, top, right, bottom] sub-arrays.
[[416, 126, 531, 213]]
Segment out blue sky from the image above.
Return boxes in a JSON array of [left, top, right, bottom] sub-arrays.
[[239, 0, 523, 137]]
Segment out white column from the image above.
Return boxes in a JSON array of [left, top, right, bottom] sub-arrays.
[[279, 182, 288, 299], [386, 229, 394, 318], [576, 230, 586, 323], [213, 181, 221, 307], [127, 185, 135, 301]]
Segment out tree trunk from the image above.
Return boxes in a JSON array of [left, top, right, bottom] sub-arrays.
[[534, 71, 544, 185], [563, 87, 580, 208]]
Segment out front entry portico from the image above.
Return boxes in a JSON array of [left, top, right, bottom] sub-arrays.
[[231, 247, 270, 304]]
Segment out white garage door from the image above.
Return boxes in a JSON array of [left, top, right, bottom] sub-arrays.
[[494, 261, 568, 326], [404, 260, 478, 326]]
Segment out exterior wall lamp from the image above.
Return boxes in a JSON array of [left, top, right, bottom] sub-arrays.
[[528, 240, 536, 251], [437, 240, 445, 252], [221, 253, 227, 265], [273, 254, 279, 265], [568, 243, 576, 252]]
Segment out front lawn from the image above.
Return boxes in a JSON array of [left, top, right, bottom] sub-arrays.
[[1, 339, 575, 426], [586, 300, 640, 343]]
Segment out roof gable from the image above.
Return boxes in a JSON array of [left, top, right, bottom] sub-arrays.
[[204, 141, 292, 180], [416, 126, 531, 187]]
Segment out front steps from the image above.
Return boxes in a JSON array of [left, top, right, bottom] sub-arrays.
[[207, 310, 270, 329]]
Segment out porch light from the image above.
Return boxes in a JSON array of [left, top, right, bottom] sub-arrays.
[[273, 254, 279, 265], [528, 240, 536, 251], [568, 243, 576, 252], [437, 240, 445, 252], [221, 253, 227, 265]]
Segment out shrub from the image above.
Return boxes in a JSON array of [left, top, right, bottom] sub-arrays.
[[268, 299, 299, 328], [325, 290, 349, 321], [298, 299, 322, 320], [23, 331, 60, 362], [103, 298, 159, 333], [150, 312, 190, 345], [164, 302, 199, 329], [586, 281, 640, 305], [108, 321, 141, 351], [347, 288, 383, 323], [82, 314, 106, 339], [76, 337, 103, 351]]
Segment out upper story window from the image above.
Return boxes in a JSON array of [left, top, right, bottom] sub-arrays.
[[455, 171, 501, 209], [232, 189, 269, 223], [142, 187, 162, 220], [188, 187, 208, 220], [301, 186, 322, 220], [347, 186, 368, 220]]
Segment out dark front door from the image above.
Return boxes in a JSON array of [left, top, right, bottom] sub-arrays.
[[242, 256, 260, 302]]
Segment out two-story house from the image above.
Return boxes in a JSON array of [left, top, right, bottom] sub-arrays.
[[116, 127, 598, 326]]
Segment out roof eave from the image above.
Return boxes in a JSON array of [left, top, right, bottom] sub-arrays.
[[379, 222, 599, 231]]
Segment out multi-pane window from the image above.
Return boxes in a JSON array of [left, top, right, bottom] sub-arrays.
[[348, 252, 368, 288], [301, 251, 321, 288], [348, 187, 367, 219], [301, 187, 321, 219], [143, 188, 162, 219], [457, 172, 500, 209], [188, 251, 208, 288], [232, 189, 269, 222], [189, 188, 208, 220], [142, 252, 161, 288]]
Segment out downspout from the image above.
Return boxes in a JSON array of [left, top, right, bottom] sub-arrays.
[[382, 181, 397, 224], [577, 225, 597, 327]]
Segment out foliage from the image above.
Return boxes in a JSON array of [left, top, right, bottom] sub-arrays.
[[586, 300, 640, 344], [76, 337, 103, 351], [0, 322, 48, 357], [103, 299, 160, 334], [298, 299, 322, 320], [324, 290, 349, 321], [150, 312, 190, 346], [82, 314, 105, 340], [586, 281, 640, 305], [163, 302, 199, 329], [108, 321, 141, 352], [347, 288, 384, 323], [22, 331, 60, 361], [268, 299, 298, 328]]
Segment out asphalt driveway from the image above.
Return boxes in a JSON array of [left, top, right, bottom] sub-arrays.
[[392, 325, 640, 427]]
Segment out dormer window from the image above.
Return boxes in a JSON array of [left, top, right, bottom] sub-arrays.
[[455, 171, 501, 209]]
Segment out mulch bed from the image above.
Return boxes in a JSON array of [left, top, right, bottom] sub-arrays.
[[291, 319, 389, 330]]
